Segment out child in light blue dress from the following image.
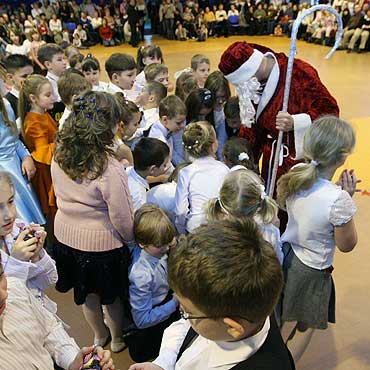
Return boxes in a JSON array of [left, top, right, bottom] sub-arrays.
[[0, 97, 45, 224]]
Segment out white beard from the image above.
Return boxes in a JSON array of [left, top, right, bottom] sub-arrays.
[[235, 77, 261, 128]]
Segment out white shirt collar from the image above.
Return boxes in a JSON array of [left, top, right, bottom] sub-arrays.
[[9, 87, 19, 98], [46, 71, 59, 82], [107, 82, 126, 95], [208, 317, 270, 368], [127, 166, 149, 190]]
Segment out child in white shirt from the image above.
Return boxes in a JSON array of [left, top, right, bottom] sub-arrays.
[[81, 54, 109, 92], [277, 116, 358, 362], [149, 95, 186, 167], [128, 45, 163, 102], [175, 121, 229, 233], [105, 53, 137, 97], [136, 81, 167, 137], [127, 138, 171, 211]]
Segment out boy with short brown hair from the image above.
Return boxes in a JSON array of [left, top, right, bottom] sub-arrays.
[[129, 218, 295, 370]]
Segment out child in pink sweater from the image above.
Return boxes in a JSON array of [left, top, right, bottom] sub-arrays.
[[51, 91, 134, 353]]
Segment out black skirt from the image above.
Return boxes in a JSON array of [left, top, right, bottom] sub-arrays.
[[53, 241, 131, 306]]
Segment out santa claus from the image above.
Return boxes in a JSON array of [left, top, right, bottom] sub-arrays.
[[219, 41, 339, 185]]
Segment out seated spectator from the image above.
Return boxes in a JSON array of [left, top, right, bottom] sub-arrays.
[[197, 23, 208, 41], [28, 30, 46, 73], [80, 11, 98, 45], [215, 3, 229, 37], [253, 3, 267, 35], [244, 5, 256, 35], [5, 31, 28, 56], [341, 4, 364, 48], [49, 13, 62, 36], [73, 24, 88, 49], [183, 6, 197, 38], [38, 15, 52, 43], [89, 10, 103, 34], [347, 8, 370, 53], [203, 6, 216, 36], [99, 18, 115, 47], [175, 22, 188, 40]]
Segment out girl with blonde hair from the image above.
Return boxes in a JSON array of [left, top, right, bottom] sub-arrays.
[[277, 115, 358, 363], [206, 169, 283, 263], [19, 74, 57, 220], [175, 121, 229, 234]]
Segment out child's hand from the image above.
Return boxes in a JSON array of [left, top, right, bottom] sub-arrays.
[[69, 345, 115, 370], [21, 156, 36, 181], [11, 228, 39, 261], [29, 225, 47, 263], [336, 169, 361, 197], [128, 363, 164, 370]]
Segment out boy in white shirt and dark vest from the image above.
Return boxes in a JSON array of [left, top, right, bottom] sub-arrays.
[[129, 218, 295, 370]]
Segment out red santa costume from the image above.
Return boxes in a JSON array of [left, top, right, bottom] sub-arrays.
[[219, 41, 339, 184]]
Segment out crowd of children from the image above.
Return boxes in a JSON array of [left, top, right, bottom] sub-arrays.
[[0, 28, 361, 369]]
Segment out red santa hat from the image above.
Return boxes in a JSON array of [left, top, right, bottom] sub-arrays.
[[219, 42, 264, 85]]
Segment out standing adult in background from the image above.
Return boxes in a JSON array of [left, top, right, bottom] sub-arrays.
[[128, 0, 141, 46], [162, 0, 176, 39]]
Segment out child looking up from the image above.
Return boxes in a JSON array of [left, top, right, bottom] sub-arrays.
[[127, 137, 171, 211], [191, 54, 210, 88], [105, 53, 137, 96], [207, 169, 283, 263], [129, 218, 294, 370], [127, 204, 179, 362], [277, 115, 358, 363], [175, 121, 229, 234], [19, 75, 58, 220], [81, 54, 109, 92]]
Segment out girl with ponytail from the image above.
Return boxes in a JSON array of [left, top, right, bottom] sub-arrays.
[[277, 115, 358, 363], [206, 168, 283, 263]]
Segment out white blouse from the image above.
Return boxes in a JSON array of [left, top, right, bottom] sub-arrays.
[[175, 156, 229, 233], [282, 178, 356, 269]]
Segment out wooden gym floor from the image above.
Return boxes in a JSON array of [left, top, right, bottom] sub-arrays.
[[47, 35, 370, 370]]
